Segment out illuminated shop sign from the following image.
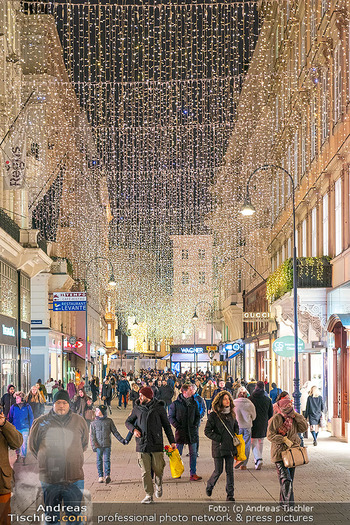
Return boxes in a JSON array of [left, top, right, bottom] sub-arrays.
[[2, 325, 15, 337]]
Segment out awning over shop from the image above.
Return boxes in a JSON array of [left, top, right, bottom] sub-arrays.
[[227, 349, 243, 360], [326, 314, 350, 332]]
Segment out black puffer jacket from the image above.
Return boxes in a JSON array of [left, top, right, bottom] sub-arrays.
[[157, 384, 174, 405], [90, 416, 124, 450], [125, 398, 175, 453], [250, 389, 273, 438], [168, 394, 200, 444], [205, 411, 239, 458]]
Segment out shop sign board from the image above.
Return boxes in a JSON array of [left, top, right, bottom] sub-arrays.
[[53, 292, 87, 311], [243, 312, 273, 321], [170, 345, 206, 354], [272, 336, 305, 358]]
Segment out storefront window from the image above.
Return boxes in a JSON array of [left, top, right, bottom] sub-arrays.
[[0, 344, 18, 395]]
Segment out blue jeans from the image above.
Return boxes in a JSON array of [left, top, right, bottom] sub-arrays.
[[96, 447, 111, 477], [205, 399, 212, 414], [239, 427, 251, 467], [177, 442, 198, 476], [17, 429, 29, 458], [41, 480, 84, 525], [118, 392, 127, 407]]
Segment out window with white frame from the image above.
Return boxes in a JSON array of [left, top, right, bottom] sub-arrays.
[[334, 43, 342, 124], [335, 178, 342, 256], [311, 207, 317, 257], [276, 250, 280, 268], [107, 324, 112, 343], [182, 271, 189, 285], [282, 243, 286, 262], [295, 228, 299, 256], [198, 329, 206, 340], [310, 94, 317, 160], [287, 237, 292, 258], [302, 219, 307, 257], [322, 71, 328, 143], [322, 193, 329, 256]]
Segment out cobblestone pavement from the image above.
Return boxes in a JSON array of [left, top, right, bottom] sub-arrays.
[[11, 397, 350, 515]]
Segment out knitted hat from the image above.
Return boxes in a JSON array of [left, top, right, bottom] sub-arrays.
[[97, 405, 107, 416], [139, 386, 154, 400], [53, 390, 70, 404]]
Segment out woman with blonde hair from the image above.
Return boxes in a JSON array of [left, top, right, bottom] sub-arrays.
[[26, 385, 45, 419], [204, 391, 239, 501], [305, 385, 324, 446]]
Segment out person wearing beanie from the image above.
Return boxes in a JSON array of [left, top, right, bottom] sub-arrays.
[[249, 381, 273, 470], [28, 390, 89, 524], [90, 405, 131, 484], [125, 383, 175, 504]]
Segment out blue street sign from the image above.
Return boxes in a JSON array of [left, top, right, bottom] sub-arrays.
[[53, 301, 87, 311]]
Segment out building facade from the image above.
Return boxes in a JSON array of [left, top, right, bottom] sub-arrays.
[[212, 0, 350, 438]]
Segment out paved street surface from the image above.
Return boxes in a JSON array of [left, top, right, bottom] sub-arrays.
[[11, 397, 350, 518]]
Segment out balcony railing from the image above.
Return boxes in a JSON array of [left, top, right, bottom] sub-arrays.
[[266, 256, 332, 301], [0, 208, 20, 243]]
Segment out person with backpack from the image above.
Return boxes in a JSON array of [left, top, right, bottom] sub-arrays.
[[191, 384, 206, 457]]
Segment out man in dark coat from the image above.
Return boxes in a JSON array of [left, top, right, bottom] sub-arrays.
[[125, 386, 175, 504], [156, 380, 174, 412], [168, 383, 201, 481], [101, 378, 113, 413], [1, 385, 16, 418], [29, 390, 89, 524], [249, 381, 273, 470], [117, 377, 130, 409]]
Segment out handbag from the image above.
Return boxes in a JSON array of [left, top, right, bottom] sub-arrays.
[[281, 446, 309, 468], [218, 415, 240, 447]]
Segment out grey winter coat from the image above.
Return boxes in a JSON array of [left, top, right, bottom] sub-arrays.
[[90, 416, 124, 450], [233, 397, 256, 429]]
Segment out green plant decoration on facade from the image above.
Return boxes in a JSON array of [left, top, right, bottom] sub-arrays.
[[266, 256, 332, 301]]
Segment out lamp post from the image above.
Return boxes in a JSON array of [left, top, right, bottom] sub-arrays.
[[84, 257, 116, 385], [240, 164, 301, 413], [192, 300, 214, 374]]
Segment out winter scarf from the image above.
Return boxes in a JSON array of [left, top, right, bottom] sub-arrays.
[[274, 396, 295, 436]]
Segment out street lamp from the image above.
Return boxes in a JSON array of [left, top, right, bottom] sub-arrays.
[[84, 257, 116, 386], [192, 300, 214, 373], [240, 164, 301, 413]]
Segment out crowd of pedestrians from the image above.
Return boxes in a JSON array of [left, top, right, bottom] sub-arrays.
[[0, 369, 324, 521]]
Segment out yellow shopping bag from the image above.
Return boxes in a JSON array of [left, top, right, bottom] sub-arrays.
[[234, 433, 246, 462], [165, 446, 185, 479]]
